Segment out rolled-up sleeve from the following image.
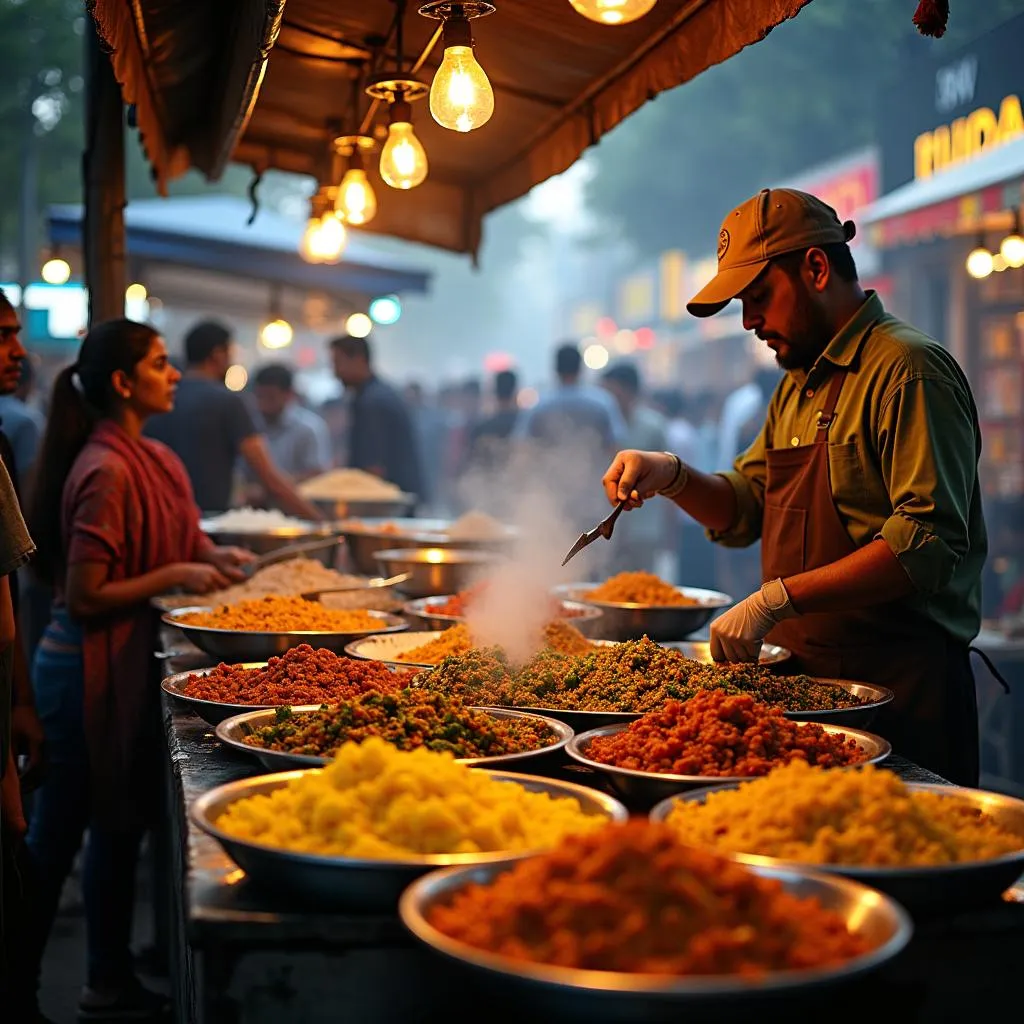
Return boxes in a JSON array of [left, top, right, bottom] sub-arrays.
[[877, 374, 977, 595], [706, 426, 767, 548]]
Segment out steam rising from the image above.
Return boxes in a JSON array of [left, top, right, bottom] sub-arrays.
[[457, 438, 614, 665]]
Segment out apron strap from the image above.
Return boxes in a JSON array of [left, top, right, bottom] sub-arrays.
[[815, 371, 846, 435], [969, 645, 1011, 694]]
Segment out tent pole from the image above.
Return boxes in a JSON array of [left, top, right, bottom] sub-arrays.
[[83, 17, 126, 327]]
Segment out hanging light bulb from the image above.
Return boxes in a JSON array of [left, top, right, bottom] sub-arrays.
[[316, 208, 348, 263], [966, 243, 994, 280], [568, 0, 658, 25], [260, 318, 294, 350], [426, 5, 494, 133], [335, 150, 378, 226], [1000, 211, 1024, 268], [379, 97, 429, 190]]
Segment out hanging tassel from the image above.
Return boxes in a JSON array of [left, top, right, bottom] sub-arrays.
[[913, 0, 949, 38]]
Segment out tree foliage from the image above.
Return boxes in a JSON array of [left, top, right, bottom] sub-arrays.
[[583, 0, 1024, 259]]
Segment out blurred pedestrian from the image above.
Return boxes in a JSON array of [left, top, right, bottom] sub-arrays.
[[250, 363, 330, 483], [601, 362, 667, 573], [329, 334, 425, 502], [147, 321, 320, 518], [0, 358, 45, 493]]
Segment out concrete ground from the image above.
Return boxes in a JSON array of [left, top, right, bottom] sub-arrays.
[[37, 856, 169, 1024]]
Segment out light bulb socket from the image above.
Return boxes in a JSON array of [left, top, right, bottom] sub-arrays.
[[310, 192, 331, 218], [365, 72, 429, 103], [347, 148, 365, 172], [441, 13, 474, 47], [334, 133, 377, 156], [419, 2, 495, 21], [389, 98, 414, 124]]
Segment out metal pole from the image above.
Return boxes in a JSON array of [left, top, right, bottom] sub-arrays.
[[83, 17, 126, 326], [16, 113, 39, 314]]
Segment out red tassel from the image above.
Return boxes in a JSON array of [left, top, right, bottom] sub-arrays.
[[913, 0, 949, 38]]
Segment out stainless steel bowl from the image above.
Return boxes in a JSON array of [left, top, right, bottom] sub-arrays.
[[399, 859, 912, 1014], [215, 705, 574, 772], [651, 782, 1024, 911], [663, 640, 791, 666], [553, 583, 733, 641], [783, 679, 895, 728], [337, 517, 516, 574], [160, 661, 414, 727], [199, 521, 340, 563], [161, 607, 408, 661], [566, 722, 891, 808], [402, 596, 605, 637], [190, 769, 628, 910], [308, 495, 416, 521], [345, 630, 454, 669], [375, 548, 504, 599], [161, 663, 271, 726]]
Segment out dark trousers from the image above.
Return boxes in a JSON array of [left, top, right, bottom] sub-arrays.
[[1, 822, 41, 1015], [27, 757, 145, 989]]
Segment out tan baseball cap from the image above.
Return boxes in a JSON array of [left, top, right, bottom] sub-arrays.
[[686, 188, 856, 318]]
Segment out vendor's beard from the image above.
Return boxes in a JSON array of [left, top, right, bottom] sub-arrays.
[[771, 292, 832, 371]]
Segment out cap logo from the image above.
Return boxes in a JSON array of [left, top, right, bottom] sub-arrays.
[[717, 229, 730, 262]]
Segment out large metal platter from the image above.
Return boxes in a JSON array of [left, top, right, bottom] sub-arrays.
[[190, 769, 628, 911], [160, 661, 416, 726], [402, 596, 605, 637], [398, 859, 912, 1014], [345, 630, 453, 669], [162, 606, 408, 661], [662, 640, 791, 666], [552, 583, 732, 641], [336, 516, 516, 574], [651, 782, 1024, 912], [566, 721, 891, 808], [215, 705, 574, 771]]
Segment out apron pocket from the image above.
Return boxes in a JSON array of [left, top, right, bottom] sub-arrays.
[[761, 503, 806, 581]]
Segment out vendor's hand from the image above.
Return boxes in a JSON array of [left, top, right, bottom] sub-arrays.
[[602, 451, 678, 510], [710, 578, 799, 663], [174, 562, 232, 595], [208, 546, 255, 582], [1, 752, 26, 836], [11, 704, 45, 777]]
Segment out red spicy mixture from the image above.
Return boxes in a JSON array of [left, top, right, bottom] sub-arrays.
[[427, 822, 872, 975], [585, 691, 864, 776], [181, 644, 412, 705]]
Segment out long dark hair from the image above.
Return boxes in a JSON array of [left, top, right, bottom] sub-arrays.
[[29, 318, 160, 584]]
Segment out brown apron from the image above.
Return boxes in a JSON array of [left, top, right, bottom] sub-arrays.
[[762, 371, 979, 785]]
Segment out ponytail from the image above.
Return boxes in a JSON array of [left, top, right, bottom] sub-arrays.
[[28, 366, 96, 584], [27, 318, 159, 585]]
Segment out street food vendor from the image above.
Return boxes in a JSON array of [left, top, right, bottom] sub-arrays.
[[603, 188, 987, 786]]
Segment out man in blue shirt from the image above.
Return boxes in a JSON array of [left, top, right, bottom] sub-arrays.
[[329, 334, 425, 500]]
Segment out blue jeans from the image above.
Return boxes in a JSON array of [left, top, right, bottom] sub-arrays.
[[27, 610, 146, 989]]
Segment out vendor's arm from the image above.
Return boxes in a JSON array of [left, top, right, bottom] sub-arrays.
[[239, 435, 323, 521]]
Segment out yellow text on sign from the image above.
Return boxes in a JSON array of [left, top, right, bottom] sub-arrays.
[[914, 95, 1024, 179]]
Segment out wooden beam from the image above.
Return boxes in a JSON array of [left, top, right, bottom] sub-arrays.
[[83, 18, 126, 326]]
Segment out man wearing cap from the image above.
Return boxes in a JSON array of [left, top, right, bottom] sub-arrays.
[[603, 188, 987, 785]]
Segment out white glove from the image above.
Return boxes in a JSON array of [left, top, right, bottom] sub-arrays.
[[709, 578, 799, 663]]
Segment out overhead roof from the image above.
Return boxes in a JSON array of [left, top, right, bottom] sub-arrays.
[[88, 0, 815, 256], [48, 196, 431, 296]]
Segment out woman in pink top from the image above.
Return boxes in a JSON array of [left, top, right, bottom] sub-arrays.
[[26, 319, 251, 1021]]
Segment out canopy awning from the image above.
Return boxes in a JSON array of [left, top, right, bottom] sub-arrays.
[[48, 196, 431, 296], [860, 136, 1024, 248], [87, 0, 815, 256]]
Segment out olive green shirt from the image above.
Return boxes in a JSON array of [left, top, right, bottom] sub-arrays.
[[712, 291, 986, 644]]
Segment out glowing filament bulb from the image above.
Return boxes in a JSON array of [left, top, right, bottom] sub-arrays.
[[569, 0, 658, 25], [379, 102, 428, 190], [431, 43, 494, 133], [336, 159, 378, 226]]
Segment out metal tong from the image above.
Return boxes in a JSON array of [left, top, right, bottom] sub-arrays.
[[561, 501, 627, 567]]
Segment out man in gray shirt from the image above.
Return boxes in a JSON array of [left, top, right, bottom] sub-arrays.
[[250, 363, 330, 483]]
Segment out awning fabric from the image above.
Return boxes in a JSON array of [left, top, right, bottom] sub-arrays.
[[48, 196, 431, 296], [860, 135, 1024, 248], [87, 0, 814, 256]]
